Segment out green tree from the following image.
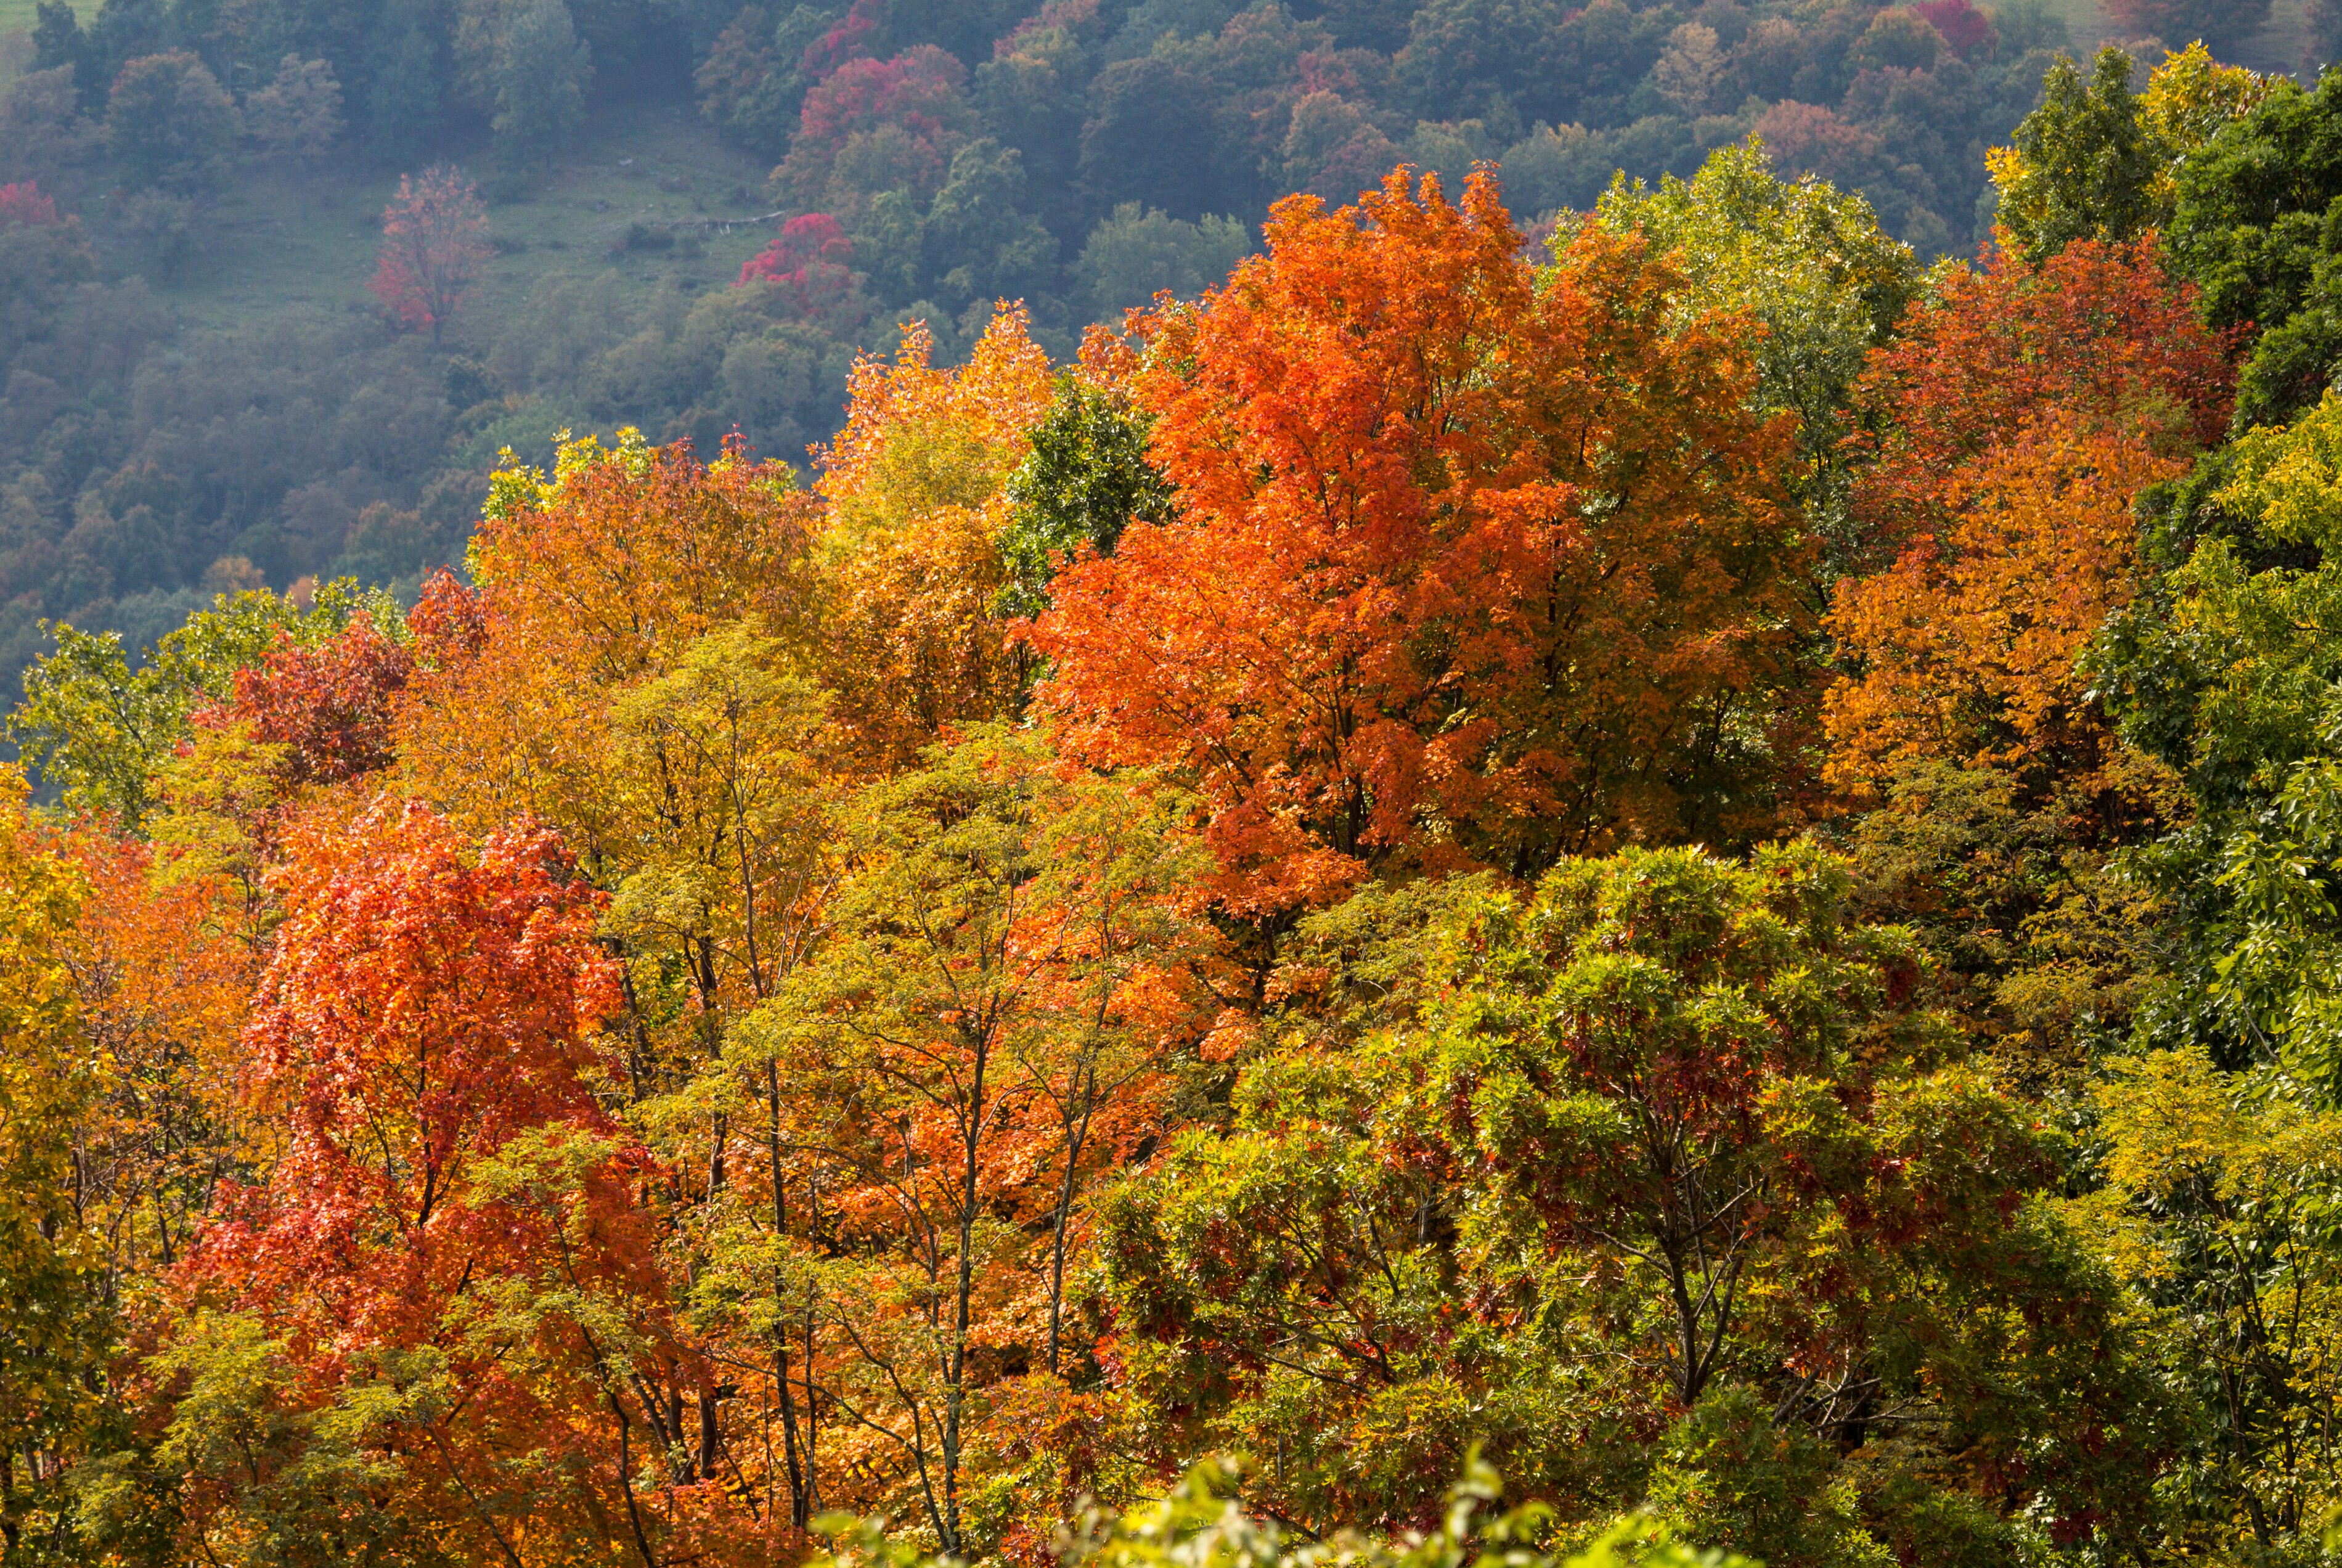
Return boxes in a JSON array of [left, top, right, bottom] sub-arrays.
[[997, 375, 1175, 620], [2168, 66, 2342, 427], [491, 0, 591, 174], [1094, 843, 2167, 1558], [243, 54, 344, 161], [1074, 203, 1255, 319], [831, 1456, 1755, 1568], [102, 50, 242, 192], [1593, 142, 1915, 595], [1986, 48, 2158, 261], [2071, 1049, 2342, 1559], [2096, 390, 2342, 1076]]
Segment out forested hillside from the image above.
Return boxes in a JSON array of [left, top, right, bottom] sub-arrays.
[[8, 0, 2342, 1565], [0, 0, 2324, 704]]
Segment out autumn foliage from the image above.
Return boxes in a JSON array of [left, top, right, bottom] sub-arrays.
[[369, 165, 492, 346], [14, 128, 2330, 1568], [739, 210, 859, 320], [1034, 169, 1800, 917], [1827, 235, 2234, 794]]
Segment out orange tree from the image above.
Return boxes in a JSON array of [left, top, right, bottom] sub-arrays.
[[395, 430, 841, 1540], [813, 305, 1057, 774], [1822, 235, 2235, 1081], [1031, 169, 1803, 941]]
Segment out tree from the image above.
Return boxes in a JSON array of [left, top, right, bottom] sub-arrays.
[[814, 304, 1055, 774], [1074, 203, 1255, 319], [1091, 843, 2167, 1556], [8, 582, 391, 830], [2094, 390, 2342, 1073], [2071, 1048, 2342, 1557], [102, 50, 241, 192], [1985, 48, 2157, 261], [490, 0, 591, 174], [191, 616, 416, 792], [167, 798, 695, 1566], [1077, 57, 1225, 221], [997, 372, 1174, 621], [773, 46, 975, 219], [1652, 22, 1724, 116], [369, 165, 492, 346], [2168, 65, 2342, 428], [1033, 169, 1802, 928], [397, 428, 818, 847], [1594, 141, 1916, 596], [739, 210, 860, 321], [243, 54, 344, 161], [696, 4, 836, 158], [2099, 0, 2274, 54], [1850, 231, 2234, 564], [749, 729, 1201, 1553], [360, 0, 449, 160], [0, 775, 106, 1560]]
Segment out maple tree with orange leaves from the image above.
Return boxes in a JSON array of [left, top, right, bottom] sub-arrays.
[[1033, 169, 1801, 927]]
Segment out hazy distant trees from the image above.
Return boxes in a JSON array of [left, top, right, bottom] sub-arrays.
[[492, 0, 592, 170], [1075, 204, 1253, 317], [371, 166, 494, 346], [104, 52, 240, 191], [246, 55, 346, 161]]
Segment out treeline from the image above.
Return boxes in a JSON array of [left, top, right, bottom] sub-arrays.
[[1, 0, 2294, 719]]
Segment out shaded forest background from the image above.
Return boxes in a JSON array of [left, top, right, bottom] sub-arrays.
[[0, 0, 2324, 711]]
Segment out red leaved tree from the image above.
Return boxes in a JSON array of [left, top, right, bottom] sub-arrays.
[[1851, 232, 2235, 566], [174, 799, 716, 1564], [0, 180, 60, 226], [1030, 168, 1800, 929], [1826, 235, 2234, 796], [369, 165, 492, 346], [738, 211, 859, 322], [194, 619, 415, 791]]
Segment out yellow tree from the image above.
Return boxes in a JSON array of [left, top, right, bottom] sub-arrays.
[[813, 305, 1056, 774], [396, 432, 839, 1543], [0, 773, 105, 1555]]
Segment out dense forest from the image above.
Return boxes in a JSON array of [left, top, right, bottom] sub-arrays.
[[0, 0, 2324, 703], [7, 0, 2342, 1564]]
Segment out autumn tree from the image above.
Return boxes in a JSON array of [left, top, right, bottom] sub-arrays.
[[152, 799, 704, 1566], [396, 430, 835, 1538], [814, 304, 1055, 773], [1034, 169, 1802, 931], [745, 729, 1201, 1552], [370, 165, 492, 347], [0, 775, 106, 1559], [1825, 232, 2232, 1079], [9, 582, 402, 830]]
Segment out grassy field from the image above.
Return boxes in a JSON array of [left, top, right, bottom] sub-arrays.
[[0, 0, 84, 52], [2004, 0, 2312, 70], [150, 98, 780, 340]]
